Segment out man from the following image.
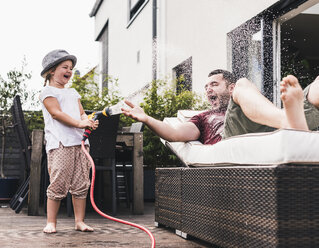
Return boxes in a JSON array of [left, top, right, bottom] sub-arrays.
[[122, 70, 319, 144]]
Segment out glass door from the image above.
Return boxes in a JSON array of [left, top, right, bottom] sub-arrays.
[[228, 17, 274, 101], [280, 3, 319, 87], [229, 0, 319, 105]]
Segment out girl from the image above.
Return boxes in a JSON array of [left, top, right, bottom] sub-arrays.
[[40, 49, 98, 233]]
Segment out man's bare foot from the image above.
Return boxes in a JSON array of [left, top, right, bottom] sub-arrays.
[[280, 75, 308, 131], [43, 222, 57, 234], [75, 221, 94, 232]]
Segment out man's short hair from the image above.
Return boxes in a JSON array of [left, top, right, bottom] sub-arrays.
[[208, 69, 236, 85]]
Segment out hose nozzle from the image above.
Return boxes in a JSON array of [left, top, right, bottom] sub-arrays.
[[82, 107, 111, 141], [82, 101, 128, 141]]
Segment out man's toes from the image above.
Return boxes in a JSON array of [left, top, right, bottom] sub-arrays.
[[286, 75, 299, 86]]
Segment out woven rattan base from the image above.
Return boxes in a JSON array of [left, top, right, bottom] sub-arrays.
[[155, 164, 319, 247], [155, 168, 182, 230]]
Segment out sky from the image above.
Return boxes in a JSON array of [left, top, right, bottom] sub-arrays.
[[0, 0, 98, 94]]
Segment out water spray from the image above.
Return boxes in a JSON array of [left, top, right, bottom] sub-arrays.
[[81, 101, 156, 248]]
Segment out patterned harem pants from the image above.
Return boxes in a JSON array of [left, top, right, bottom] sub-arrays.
[[47, 143, 91, 200]]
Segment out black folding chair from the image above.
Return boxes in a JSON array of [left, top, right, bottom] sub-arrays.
[[9, 95, 32, 213], [88, 112, 120, 215]]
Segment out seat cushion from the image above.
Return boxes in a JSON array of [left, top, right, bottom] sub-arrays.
[[163, 112, 319, 167]]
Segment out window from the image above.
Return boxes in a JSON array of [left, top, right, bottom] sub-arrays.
[[228, 17, 273, 100], [128, 0, 149, 25], [280, 2, 319, 89], [228, 0, 319, 105], [173, 57, 192, 94], [228, 19, 264, 92], [97, 22, 109, 89]]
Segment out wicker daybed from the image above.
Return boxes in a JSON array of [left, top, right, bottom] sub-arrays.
[[155, 110, 319, 247]]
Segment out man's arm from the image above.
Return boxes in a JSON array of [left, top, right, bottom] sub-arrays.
[[122, 100, 200, 142]]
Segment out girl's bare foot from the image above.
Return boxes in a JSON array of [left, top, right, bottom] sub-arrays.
[[43, 222, 57, 234], [75, 221, 94, 232], [280, 75, 308, 131]]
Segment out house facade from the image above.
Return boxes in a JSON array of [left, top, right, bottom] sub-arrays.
[[90, 0, 319, 105]]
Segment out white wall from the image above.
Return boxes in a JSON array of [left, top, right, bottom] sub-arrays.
[[94, 0, 153, 97], [159, 0, 278, 95], [93, 0, 279, 97]]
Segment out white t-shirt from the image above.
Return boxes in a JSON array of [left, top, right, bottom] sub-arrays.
[[40, 86, 89, 152]]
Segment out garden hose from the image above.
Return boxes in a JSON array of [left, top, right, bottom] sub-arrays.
[[81, 139, 155, 248]]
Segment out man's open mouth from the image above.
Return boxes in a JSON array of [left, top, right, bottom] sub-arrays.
[[209, 95, 217, 101]]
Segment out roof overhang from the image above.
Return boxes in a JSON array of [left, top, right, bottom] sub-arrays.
[[89, 0, 104, 17]]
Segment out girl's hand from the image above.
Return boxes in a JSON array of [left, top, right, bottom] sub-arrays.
[[78, 119, 99, 129], [92, 120, 99, 130]]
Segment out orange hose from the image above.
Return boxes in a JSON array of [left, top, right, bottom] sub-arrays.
[[81, 141, 156, 248]]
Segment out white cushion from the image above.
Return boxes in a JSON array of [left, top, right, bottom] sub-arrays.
[[162, 111, 319, 167]]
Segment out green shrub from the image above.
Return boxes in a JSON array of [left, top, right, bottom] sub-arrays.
[[141, 79, 208, 167], [70, 71, 135, 129], [71, 71, 123, 110], [71, 73, 209, 168], [24, 111, 44, 133]]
